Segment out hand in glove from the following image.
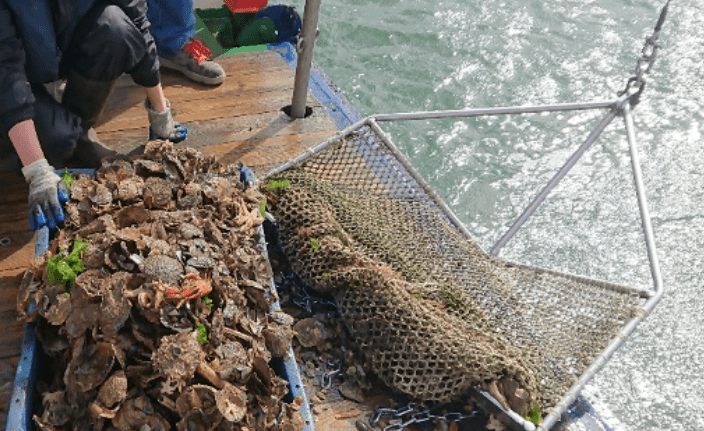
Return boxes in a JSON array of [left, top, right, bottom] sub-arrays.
[[21, 159, 69, 231], [145, 99, 188, 142]]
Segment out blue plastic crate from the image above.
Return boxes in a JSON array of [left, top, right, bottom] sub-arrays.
[[6, 169, 314, 431]]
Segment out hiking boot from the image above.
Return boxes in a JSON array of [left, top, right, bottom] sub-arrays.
[[159, 49, 226, 86]]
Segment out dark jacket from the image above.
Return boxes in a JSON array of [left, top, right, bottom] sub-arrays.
[[0, 0, 158, 135]]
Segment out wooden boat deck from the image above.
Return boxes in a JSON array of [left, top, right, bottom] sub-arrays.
[[0, 48, 341, 428]]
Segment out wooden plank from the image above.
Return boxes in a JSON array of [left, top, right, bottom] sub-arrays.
[[0, 171, 33, 275], [0, 173, 27, 205], [98, 51, 300, 132], [98, 106, 337, 154], [0, 269, 26, 358], [96, 83, 317, 135], [0, 232, 34, 272], [0, 205, 26, 224], [100, 90, 269, 134], [0, 203, 26, 224], [159, 73, 294, 106], [0, 219, 32, 237], [0, 355, 20, 429], [95, 91, 322, 154], [107, 50, 290, 92], [185, 50, 292, 78], [110, 49, 288, 94], [101, 64, 296, 128], [200, 130, 334, 175], [183, 108, 338, 150]]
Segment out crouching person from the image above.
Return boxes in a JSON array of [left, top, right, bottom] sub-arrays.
[[0, 0, 187, 231]]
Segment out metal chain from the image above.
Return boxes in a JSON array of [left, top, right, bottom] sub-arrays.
[[369, 402, 480, 431], [618, 0, 671, 107], [279, 271, 339, 315], [320, 346, 346, 389], [276, 271, 349, 390]]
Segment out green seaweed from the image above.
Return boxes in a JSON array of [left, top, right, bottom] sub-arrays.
[[265, 179, 290, 193], [525, 404, 541, 426], [196, 323, 209, 344], [60, 169, 74, 193], [202, 296, 213, 309], [46, 237, 87, 288], [309, 238, 320, 250], [259, 199, 266, 218]]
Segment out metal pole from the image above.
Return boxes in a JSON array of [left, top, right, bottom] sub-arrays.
[[621, 102, 663, 305], [372, 100, 617, 122], [291, 0, 322, 119], [490, 106, 619, 255]]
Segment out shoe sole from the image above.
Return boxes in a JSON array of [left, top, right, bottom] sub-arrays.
[[159, 57, 226, 86]]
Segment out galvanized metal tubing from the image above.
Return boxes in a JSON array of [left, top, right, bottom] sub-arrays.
[[291, 0, 322, 118], [538, 102, 664, 431], [488, 102, 621, 256], [372, 100, 617, 122], [372, 100, 622, 256]]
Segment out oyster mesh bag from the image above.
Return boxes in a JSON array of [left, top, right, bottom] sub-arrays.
[[263, 123, 645, 415]]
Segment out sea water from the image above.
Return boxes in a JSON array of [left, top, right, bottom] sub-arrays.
[[285, 0, 704, 430]]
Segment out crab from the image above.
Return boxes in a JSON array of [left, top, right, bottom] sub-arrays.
[[158, 272, 212, 309]]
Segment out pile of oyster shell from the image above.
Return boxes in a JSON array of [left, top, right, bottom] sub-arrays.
[[17, 141, 304, 431]]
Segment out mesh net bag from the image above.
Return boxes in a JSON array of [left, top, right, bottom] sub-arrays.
[[263, 122, 646, 414]]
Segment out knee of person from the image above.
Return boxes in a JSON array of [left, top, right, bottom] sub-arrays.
[[94, 6, 142, 56], [42, 133, 78, 166], [31, 85, 82, 164]]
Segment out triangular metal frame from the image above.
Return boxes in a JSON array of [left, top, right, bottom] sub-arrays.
[[264, 95, 663, 430]]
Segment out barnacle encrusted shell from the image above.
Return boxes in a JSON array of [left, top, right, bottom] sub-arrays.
[[215, 383, 247, 423], [35, 391, 71, 428], [112, 395, 169, 431], [264, 322, 294, 358], [97, 370, 128, 408], [142, 254, 183, 284], [65, 342, 115, 392], [143, 176, 173, 209], [152, 332, 205, 394]]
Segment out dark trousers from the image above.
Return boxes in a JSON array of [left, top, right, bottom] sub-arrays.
[[1, 4, 155, 169]]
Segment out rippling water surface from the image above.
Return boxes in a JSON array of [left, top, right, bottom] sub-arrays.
[[287, 0, 704, 429]]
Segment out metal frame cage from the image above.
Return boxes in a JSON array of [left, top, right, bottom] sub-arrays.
[[263, 97, 663, 431]]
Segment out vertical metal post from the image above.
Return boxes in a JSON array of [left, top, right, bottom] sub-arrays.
[[291, 0, 322, 119], [621, 102, 663, 304]]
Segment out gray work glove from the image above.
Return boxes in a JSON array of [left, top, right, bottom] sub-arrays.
[[21, 159, 69, 231], [145, 98, 188, 142]]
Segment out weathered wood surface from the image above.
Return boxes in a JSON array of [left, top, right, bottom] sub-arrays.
[[0, 48, 341, 429], [96, 50, 337, 176], [0, 171, 33, 430]]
